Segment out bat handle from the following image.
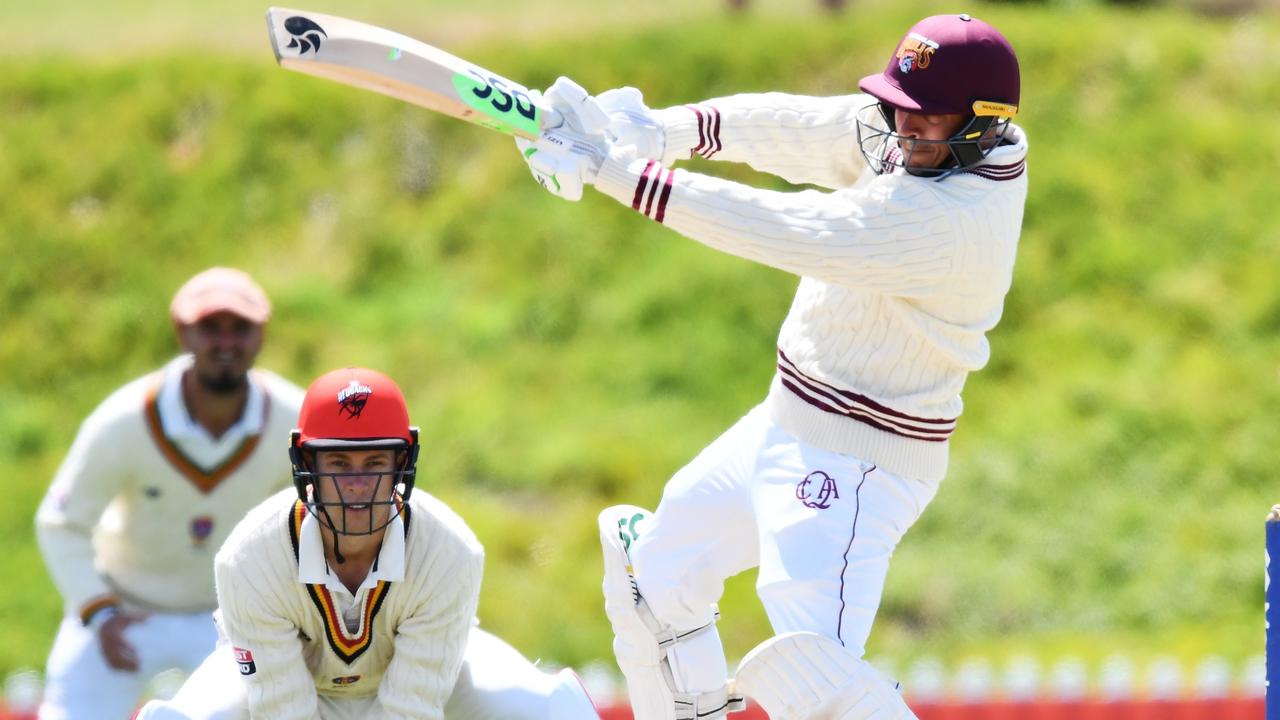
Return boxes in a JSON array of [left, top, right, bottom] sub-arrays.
[[540, 107, 566, 133]]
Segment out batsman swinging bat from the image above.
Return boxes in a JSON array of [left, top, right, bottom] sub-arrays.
[[265, 8, 559, 140]]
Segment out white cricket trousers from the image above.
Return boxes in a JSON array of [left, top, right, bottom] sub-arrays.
[[631, 403, 940, 687], [136, 627, 587, 720], [39, 610, 218, 720]]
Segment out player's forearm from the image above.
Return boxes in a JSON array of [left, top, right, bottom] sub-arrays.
[[378, 554, 482, 719], [659, 92, 866, 187], [35, 513, 114, 619], [378, 622, 467, 719], [36, 405, 130, 617], [596, 155, 957, 293], [215, 556, 321, 718], [219, 620, 319, 717]]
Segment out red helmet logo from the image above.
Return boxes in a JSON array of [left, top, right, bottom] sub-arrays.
[[336, 380, 372, 419]]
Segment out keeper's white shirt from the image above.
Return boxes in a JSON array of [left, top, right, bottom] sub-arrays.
[[594, 92, 1029, 481], [212, 488, 484, 720], [35, 356, 304, 622]]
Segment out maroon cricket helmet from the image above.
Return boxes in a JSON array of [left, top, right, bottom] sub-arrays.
[[854, 14, 1021, 177], [859, 14, 1019, 118]]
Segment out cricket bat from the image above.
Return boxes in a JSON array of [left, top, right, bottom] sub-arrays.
[[265, 7, 559, 139]]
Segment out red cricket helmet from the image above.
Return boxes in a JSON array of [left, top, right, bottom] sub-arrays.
[[290, 368, 420, 539]]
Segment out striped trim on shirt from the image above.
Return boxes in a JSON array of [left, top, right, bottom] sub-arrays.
[[304, 579, 390, 665], [79, 594, 119, 626], [966, 158, 1026, 182], [631, 160, 676, 224], [776, 349, 956, 441], [143, 379, 267, 494], [685, 103, 722, 159], [287, 499, 410, 665]]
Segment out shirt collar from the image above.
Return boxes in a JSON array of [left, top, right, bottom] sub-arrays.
[[296, 507, 406, 593], [157, 354, 264, 441]]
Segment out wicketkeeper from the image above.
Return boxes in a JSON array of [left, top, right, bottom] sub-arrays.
[[517, 14, 1027, 720], [135, 367, 599, 720]]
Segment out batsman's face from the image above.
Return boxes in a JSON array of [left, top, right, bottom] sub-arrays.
[[179, 312, 263, 393], [894, 110, 968, 171], [313, 449, 398, 533]]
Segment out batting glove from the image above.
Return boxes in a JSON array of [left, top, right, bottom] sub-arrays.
[[540, 76, 612, 137], [516, 129, 607, 202], [597, 87, 666, 161]]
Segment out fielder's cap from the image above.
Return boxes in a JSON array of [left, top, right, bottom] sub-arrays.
[[859, 14, 1020, 117], [170, 267, 271, 325]]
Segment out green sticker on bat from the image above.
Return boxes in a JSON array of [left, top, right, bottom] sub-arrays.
[[452, 69, 540, 137]]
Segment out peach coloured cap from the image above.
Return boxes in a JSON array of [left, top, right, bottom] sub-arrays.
[[169, 267, 271, 325]]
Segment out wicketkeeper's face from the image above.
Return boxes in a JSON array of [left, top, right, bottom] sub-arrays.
[[312, 449, 399, 534]]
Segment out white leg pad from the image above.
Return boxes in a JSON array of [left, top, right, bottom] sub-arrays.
[[599, 505, 745, 720], [734, 632, 916, 720]]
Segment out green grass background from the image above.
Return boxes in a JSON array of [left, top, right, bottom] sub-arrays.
[[2, 0, 1279, 692]]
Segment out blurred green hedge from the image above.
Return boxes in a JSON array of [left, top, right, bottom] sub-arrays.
[[1, 3, 1278, 677]]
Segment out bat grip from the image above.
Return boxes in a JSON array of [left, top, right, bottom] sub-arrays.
[[541, 107, 566, 133]]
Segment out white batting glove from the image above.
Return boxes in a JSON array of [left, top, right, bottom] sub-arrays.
[[597, 87, 666, 160], [515, 129, 607, 202], [540, 76, 612, 137]]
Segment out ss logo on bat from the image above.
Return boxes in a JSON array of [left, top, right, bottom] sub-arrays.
[[467, 70, 536, 122]]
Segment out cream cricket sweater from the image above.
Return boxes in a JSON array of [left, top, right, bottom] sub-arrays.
[[213, 488, 484, 720], [595, 92, 1029, 481], [35, 356, 304, 621]]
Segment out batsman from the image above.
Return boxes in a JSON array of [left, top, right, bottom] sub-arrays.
[[517, 14, 1028, 720]]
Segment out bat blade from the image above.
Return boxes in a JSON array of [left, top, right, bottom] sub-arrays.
[[265, 7, 553, 139]]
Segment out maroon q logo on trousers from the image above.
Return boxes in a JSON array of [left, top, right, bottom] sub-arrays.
[[796, 471, 840, 509]]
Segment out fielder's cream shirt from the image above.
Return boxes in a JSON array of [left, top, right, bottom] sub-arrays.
[[36, 356, 303, 621]]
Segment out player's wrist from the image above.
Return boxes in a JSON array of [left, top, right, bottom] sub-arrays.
[[657, 106, 702, 163], [594, 148, 652, 203]]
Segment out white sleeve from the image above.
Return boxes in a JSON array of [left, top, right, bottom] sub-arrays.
[[35, 402, 129, 621], [595, 153, 965, 295], [656, 93, 869, 189], [215, 543, 319, 720], [377, 549, 483, 720]]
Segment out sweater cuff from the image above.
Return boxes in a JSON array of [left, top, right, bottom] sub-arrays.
[[657, 106, 701, 165], [596, 152, 678, 224], [79, 594, 119, 627], [659, 103, 723, 164], [596, 152, 648, 205]]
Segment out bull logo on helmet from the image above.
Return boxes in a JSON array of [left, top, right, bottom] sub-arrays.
[[337, 380, 373, 419], [896, 32, 939, 74]]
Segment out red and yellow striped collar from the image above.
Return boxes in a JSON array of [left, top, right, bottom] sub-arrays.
[[286, 499, 410, 664]]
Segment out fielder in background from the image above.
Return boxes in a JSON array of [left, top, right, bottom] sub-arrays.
[[135, 367, 599, 720], [518, 14, 1027, 720], [35, 268, 305, 719]]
